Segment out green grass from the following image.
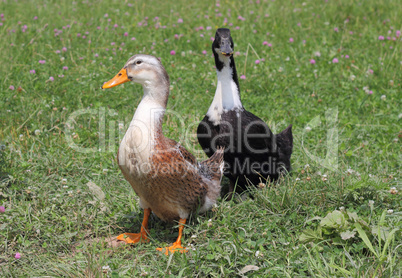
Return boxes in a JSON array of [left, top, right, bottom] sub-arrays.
[[0, 0, 401, 276]]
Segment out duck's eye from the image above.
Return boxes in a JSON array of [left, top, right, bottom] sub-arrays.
[[136, 60, 142, 65]]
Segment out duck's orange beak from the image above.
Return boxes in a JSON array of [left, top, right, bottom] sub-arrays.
[[101, 68, 130, 89]]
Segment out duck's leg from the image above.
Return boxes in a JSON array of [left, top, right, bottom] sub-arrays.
[[156, 218, 188, 255], [117, 208, 151, 244]]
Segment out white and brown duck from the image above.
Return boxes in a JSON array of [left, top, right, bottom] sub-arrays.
[[101, 54, 224, 255]]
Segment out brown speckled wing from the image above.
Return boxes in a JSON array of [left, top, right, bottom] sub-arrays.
[[144, 138, 207, 220], [160, 137, 198, 166]]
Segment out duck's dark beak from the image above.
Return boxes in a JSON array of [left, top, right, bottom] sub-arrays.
[[101, 68, 129, 89], [220, 38, 233, 57]]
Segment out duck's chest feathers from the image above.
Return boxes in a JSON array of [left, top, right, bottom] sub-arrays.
[[118, 99, 164, 176], [206, 63, 242, 125]]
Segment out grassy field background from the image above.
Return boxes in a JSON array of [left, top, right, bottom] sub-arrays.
[[0, 0, 401, 276]]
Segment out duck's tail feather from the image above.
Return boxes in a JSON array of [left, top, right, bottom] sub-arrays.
[[276, 124, 293, 173], [198, 147, 224, 212], [199, 146, 224, 180]]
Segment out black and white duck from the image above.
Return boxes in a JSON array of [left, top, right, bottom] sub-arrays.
[[197, 28, 293, 197]]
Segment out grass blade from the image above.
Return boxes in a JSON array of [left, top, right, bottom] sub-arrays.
[[355, 223, 378, 258], [380, 228, 399, 260]]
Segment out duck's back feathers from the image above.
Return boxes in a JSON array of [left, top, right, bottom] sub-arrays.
[[197, 109, 293, 190]]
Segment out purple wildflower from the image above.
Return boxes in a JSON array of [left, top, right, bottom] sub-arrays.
[[39, 60, 46, 64], [9, 85, 15, 90], [240, 75, 246, 80], [289, 38, 294, 43], [310, 59, 316, 64], [378, 36, 384, 40], [15, 253, 21, 259], [332, 58, 339, 63], [49, 76, 54, 81], [255, 60, 260, 64], [63, 66, 68, 70], [170, 50, 176, 55], [0, 206, 5, 213], [30, 70, 36, 74]]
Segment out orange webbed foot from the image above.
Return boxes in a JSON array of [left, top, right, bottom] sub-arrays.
[[116, 232, 149, 244], [116, 208, 151, 244], [156, 242, 188, 255], [157, 218, 188, 255]]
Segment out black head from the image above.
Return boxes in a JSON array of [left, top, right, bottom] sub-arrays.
[[212, 28, 234, 57]]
